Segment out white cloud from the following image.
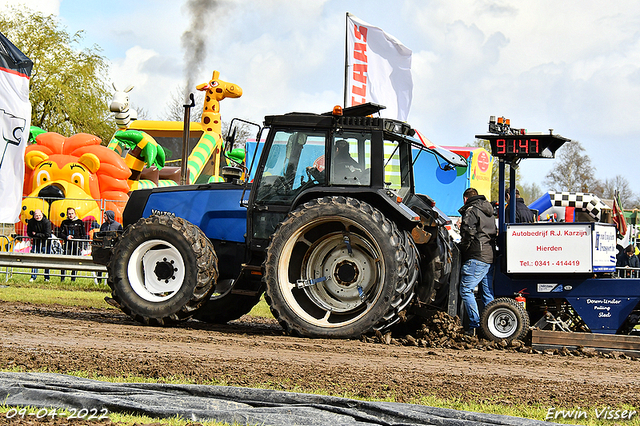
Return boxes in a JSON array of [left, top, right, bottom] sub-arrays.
[[6, 0, 640, 194]]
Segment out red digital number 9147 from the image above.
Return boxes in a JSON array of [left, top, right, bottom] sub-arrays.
[[495, 138, 539, 155]]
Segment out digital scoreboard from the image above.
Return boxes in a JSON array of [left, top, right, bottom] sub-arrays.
[[475, 133, 570, 159]]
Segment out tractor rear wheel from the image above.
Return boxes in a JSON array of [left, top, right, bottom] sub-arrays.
[[481, 297, 530, 342], [264, 196, 417, 338], [107, 215, 218, 325]]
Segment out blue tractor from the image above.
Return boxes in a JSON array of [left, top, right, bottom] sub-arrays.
[[93, 103, 467, 338]]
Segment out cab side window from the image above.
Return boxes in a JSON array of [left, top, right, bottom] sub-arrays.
[[384, 138, 411, 198], [329, 132, 371, 186]]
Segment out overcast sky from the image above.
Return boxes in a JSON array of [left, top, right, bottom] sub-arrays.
[[4, 0, 640, 199]]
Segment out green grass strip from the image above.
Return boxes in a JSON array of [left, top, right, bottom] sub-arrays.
[[0, 285, 112, 309]]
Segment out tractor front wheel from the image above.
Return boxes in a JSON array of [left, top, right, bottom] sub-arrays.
[[107, 215, 218, 325]]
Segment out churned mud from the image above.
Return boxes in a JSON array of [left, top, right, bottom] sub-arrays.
[[0, 300, 638, 424]]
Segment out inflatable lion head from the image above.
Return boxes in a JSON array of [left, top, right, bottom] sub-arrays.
[[21, 132, 131, 228]]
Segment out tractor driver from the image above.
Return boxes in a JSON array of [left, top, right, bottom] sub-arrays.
[[332, 139, 362, 183]]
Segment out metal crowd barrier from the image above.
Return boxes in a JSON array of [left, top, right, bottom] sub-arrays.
[[0, 236, 106, 282], [0, 252, 106, 282], [11, 235, 92, 256], [614, 267, 640, 279], [0, 195, 127, 281]]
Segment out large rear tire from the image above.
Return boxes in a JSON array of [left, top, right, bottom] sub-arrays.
[[107, 215, 218, 325], [264, 196, 416, 338], [481, 297, 530, 342]]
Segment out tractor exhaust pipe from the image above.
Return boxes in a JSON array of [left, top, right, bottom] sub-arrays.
[[181, 93, 195, 185]]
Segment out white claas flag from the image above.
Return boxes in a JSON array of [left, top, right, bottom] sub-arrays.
[[0, 32, 32, 223], [346, 13, 413, 121]]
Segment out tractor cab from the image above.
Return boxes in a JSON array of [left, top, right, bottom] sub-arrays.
[[247, 103, 467, 245]]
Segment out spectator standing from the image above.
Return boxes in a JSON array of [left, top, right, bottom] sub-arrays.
[[626, 245, 640, 267], [100, 210, 123, 232], [617, 244, 640, 277], [505, 188, 535, 223], [26, 209, 51, 282], [95, 210, 123, 284], [59, 207, 86, 282], [458, 188, 498, 336]]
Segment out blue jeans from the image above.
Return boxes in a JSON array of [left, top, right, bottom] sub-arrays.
[[30, 241, 50, 280], [460, 259, 494, 329]]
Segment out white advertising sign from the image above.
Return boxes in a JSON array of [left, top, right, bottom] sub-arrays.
[[506, 224, 592, 273], [592, 223, 617, 272]]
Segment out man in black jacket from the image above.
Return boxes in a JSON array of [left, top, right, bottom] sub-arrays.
[[95, 210, 123, 284], [458, 188, 498, 336], [99, 210, 123, 232], [27, 209, 51, 281], [59, 207, 87, 281], [505, 188, 535, 223]]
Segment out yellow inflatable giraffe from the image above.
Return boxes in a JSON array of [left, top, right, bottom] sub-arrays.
[[188, 70, 242, 183]]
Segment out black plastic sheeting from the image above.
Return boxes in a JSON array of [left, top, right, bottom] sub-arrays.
[[0, 372, 566, 426]]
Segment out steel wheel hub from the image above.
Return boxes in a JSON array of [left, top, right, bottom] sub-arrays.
[[488, 308, 518, 338], [154, 258, 177, 282], [302, 233, 378, 313], [334, 260, 359, 285], [127, 239, 186, 302]]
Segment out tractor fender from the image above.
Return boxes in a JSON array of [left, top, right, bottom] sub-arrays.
[[290, 187, 420, 232]]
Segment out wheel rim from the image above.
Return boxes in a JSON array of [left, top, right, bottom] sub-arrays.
[[487, 307, 518, 339], [277, 216, 384, 328], [127, 239, 186, 302]]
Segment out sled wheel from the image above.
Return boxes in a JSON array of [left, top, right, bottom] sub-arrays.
[[193, 279, 262, 323], [107, 215, 218, 325], [264, 196, 413, 338], [481, 297, 530, 342]]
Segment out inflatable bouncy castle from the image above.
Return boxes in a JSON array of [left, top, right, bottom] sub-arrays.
[[20, 132, 131, 229]]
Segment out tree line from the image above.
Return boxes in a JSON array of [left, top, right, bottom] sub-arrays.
[[0, 6, 114, 143], [0, 6, 252, 151], [544, 140, 637, 208]]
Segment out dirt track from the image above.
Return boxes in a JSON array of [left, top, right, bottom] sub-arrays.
[[1, 300, 639, 411]]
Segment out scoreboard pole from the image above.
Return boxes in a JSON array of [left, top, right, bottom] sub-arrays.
[[498, 159, 506, 233], [509, 165, 517, 224], [496, 158, 519, 233]]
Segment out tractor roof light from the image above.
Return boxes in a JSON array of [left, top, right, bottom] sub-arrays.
[[332, 105, 343, 116], [384, 121, 400, 133], [384, 120, 415, 136]]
